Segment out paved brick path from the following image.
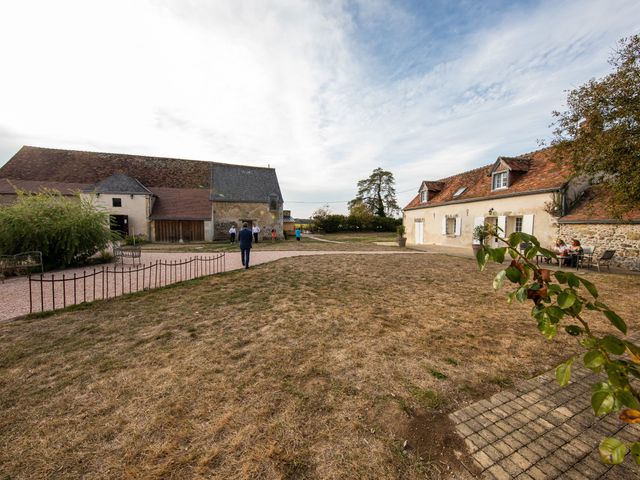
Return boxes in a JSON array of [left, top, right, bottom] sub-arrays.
[[450, 363, 640, 479]]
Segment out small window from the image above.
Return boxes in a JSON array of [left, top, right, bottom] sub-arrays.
[[446, 217, 456, 235], [112, 198, 122, 207], [453, 187, 466, 197], [269, 194, 278, 211], [492, 171, 508, 190], [515, 217, 523, 233], [420, 190, 428, 203]]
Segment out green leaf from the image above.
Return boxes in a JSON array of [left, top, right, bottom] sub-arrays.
[[505, 266, 522, 283], [616, 390, 640, 409], [557, 291, 576, 309], [538, 247, 557, 259], [546, 306, 565, 321], [537, 318, 557, 339], [547, 284, 562, 294], [565, 325, 582, 336], [476, 247, 489, 271], [592, 390, 616, 416], [605, 363, 629, 389], [554, 271, 568, 284], [601, 335, 626, 355], [585, 302, 599, 311], [578, 277, 598, 298], [595, 300, 610, 310], [515, 286, 528, 303], [508, 233, 522, 248], [555, 358, 574, 386], [599, 438, 628, 465], [493, 270, 507, 290], [630, 442, 640, 465], [581, 337, 598, 349], [584, 350, 606, 371], [604, 310, 627, 335], [491, 247, 506, 264], [566, 273, 580, 288]]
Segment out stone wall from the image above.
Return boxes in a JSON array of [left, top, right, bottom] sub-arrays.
[[212, 201, 283, 241], [557, 223, 640, 271]]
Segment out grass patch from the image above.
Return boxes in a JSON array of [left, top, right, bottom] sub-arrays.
[[1, 253, 638, 478], [429, 369, 448, 380]]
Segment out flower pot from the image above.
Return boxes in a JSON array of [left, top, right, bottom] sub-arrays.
[[472, 244, 482, 256], [398, 237, 407, 247]]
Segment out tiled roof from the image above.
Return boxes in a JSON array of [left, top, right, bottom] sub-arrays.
[[405, 148, 571, 210], [149, 188, 211, 220], [90, 173, 152, 194], [0, 178, 91, 195], [210, 163, 283, 203], [0, 146, 211, 188], [500, 156, 531, 173], [559, 186, 640, 223]]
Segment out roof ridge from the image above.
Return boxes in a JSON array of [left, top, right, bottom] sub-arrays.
[[19, 145, 276, 171]]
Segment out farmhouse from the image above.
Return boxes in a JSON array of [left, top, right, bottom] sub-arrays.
[[403, 147, 640, 270], [0, 146, 284, 242]]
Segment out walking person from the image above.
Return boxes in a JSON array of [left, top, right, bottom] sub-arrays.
[[238, 223, 253, 269], [295, 227, 301, 242], [271, 228, 276, 242], [252, 224, 260, 243], [228, 225, 237, 243]]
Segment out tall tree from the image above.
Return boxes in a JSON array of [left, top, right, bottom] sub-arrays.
[[349, 168, 399, 217], [550, 35, 640, 213]]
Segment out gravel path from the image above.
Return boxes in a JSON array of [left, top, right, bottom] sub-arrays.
[[0, 250, 421, 322]]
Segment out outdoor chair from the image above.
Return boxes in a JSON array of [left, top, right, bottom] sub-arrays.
[[592, 250, 616, 272], [576, 246, 595, 270]]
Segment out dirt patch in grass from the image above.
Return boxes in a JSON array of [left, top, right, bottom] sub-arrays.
[[0, 253, 638, 479]]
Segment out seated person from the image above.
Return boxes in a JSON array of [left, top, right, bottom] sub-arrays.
[[554, 239, 570, 265], [569, 239, 583, 267]]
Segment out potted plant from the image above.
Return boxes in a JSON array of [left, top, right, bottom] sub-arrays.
[[472, 224, 489, 255], [397, 225, 407, 247]]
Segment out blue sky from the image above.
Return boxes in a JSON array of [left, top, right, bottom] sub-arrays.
[[0, 0, 638, 217]]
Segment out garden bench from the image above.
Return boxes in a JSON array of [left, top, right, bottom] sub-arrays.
[[113, 245, 142, 265], [0, 251, 44, 283]]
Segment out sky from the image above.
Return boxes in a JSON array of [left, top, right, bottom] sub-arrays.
[[0, 0, 638, 217]]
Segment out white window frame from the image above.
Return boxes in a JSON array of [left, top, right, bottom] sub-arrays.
[[420, 190, 428, 203], [515, 217, 523, 233], [445, 217, 457, 235], [492, 171, 509, 191]]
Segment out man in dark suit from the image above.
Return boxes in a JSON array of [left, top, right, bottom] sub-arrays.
[[238, 223, 253, 269]]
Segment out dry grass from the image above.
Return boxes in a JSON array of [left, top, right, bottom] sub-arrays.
[[1, 254, 638, 479]]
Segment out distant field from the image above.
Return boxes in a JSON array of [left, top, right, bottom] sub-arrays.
[[1, 253, 638, 478]]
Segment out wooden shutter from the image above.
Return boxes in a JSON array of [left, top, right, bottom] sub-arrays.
[[497, 216, 507, 235], [455, 217, 461, 236], [522, 214, 534, 235], [442, 217, 447, 235]]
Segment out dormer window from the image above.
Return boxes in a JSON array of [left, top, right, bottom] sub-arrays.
[[492, 171, 508, 190], [420, 190, 428, 203]]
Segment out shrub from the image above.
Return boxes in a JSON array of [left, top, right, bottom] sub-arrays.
[[0, 190, 116, 269]]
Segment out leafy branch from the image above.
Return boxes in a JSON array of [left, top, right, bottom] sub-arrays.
[[476, 229, 640, 465]]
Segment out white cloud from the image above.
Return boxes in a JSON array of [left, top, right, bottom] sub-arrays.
[[0, 0, 638, 216]]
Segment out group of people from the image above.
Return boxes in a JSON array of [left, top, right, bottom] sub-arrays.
[[227, 223, 303, 269], [553, 238, 584, 267]]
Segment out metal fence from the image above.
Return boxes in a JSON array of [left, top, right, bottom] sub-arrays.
[[28, 254, 226, 314]]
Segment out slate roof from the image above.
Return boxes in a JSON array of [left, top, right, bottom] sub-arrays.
[[0, 146, 211, 188], [90, 173, 152, 194], [405, 148, 572, 210], [0, 178, 91, 195], [559, 186, 640, 223], [149, 188, 211, 220], [210, 163, 283, 203]]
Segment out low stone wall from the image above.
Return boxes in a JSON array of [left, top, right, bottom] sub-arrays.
[[557, 223, 640, 271]]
